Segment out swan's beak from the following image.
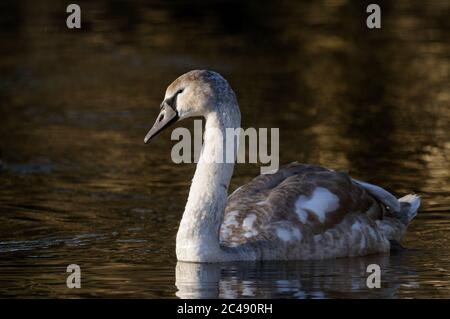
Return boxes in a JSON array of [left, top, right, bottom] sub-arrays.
[[144, 104, 179, 144]]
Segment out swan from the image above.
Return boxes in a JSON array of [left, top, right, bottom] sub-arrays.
[[144, 70, 421, 263]]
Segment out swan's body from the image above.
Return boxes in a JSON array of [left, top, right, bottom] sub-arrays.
[[145, 70, 420, 263]]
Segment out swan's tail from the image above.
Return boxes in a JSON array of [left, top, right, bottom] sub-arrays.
[[397, 194, 421, 225], [353, 179, 421, 242], [383, 194, 420, 244]]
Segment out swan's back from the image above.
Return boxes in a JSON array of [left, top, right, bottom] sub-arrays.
[[220, 163, 418, 260]]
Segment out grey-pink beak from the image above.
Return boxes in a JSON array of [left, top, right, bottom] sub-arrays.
[[144, 104, 179, 144]]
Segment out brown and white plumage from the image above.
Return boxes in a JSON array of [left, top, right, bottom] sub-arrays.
[[144, 70, 420, 262], [221, 162, 418, 260]]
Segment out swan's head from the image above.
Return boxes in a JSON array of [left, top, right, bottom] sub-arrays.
[[144, 70, 237, 143]]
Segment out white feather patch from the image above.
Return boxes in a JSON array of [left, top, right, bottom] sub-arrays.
[[276, 228, 291, 242], [276, 226, 302, 242], [295, 187, 340, 224]]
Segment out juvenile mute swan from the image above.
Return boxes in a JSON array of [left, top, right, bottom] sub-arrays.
[[144, 70, 420, 263]]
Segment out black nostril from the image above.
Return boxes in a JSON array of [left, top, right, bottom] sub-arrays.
[[158, 114, 164, 122]]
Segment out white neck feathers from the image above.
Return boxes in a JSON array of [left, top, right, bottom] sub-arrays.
[[176, 107, 241, 262]]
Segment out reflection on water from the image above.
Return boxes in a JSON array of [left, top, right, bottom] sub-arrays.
[[0, 0, 449, 298], [175, 254, 411, 299]]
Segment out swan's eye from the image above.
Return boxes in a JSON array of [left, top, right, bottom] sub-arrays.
[[163, 88, 184, 110]]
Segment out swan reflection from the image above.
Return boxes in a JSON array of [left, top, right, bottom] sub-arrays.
[[176, 254, 417, 298]]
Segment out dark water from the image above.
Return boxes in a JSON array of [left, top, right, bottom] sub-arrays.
[[0, 0, 449, 298]]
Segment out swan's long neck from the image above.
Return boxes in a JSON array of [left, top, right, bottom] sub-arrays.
[[176, 108, 240, 262]]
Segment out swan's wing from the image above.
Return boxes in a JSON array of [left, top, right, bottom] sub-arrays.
[[220, 163, 397, 248]]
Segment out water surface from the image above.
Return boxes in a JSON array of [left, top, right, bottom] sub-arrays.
[[0, 0, 449, 298]]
